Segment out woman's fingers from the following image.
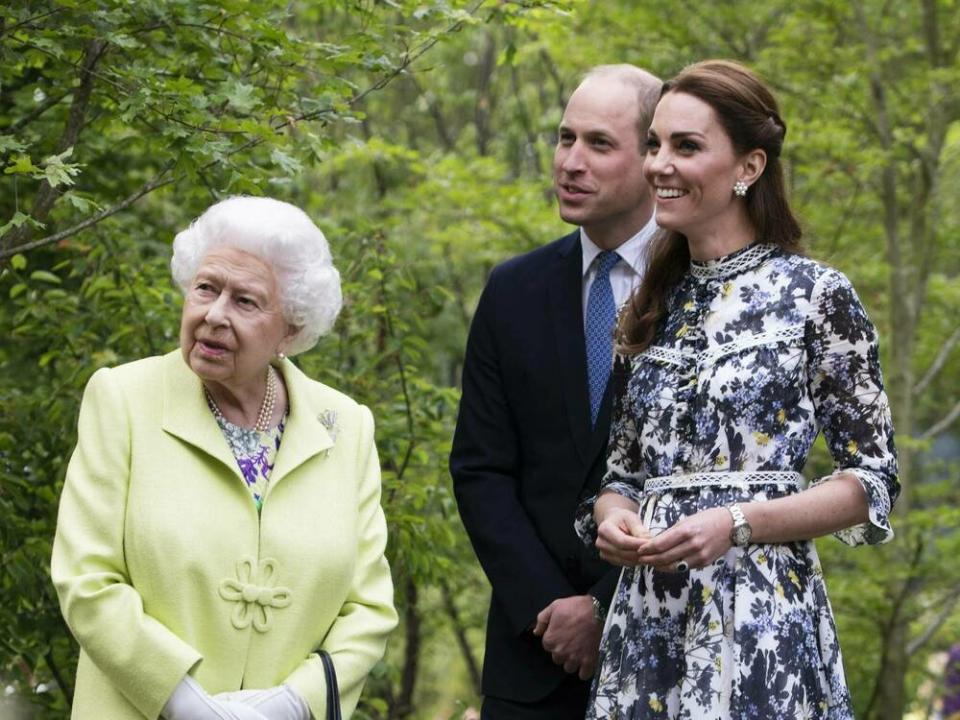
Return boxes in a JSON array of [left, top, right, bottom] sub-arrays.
[[636, 508, 733, 570], [596, 510, 652, 566], [618, 510, 651, 540]]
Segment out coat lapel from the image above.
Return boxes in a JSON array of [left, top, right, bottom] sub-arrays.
[[548, 232, 592, 465], [268, 359, 334, 486], [161, 352, 335, 488], [161, 350, 243, 481]]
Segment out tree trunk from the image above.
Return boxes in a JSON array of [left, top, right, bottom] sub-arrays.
[[440, 578, 481, 692], [473, 32, 496, 157], [389, 578, 420, 720]]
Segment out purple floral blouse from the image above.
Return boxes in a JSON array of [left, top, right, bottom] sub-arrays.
[[212, 413, 286, 512]]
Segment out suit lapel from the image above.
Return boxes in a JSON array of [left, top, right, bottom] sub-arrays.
[[548, 232, 592, 465], [587, 382, 615, 467]]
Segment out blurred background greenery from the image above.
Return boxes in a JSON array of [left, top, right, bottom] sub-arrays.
[[1, 1, 958, 718]]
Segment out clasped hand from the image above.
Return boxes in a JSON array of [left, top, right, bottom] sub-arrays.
[[532, 595, 601, 680], [596, 506, 733, 571], [162, 675, 310, 720]]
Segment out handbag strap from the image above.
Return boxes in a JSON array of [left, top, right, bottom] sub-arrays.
[[319, 650, 342, 720]]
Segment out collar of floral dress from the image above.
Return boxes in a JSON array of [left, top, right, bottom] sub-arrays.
[[689, 242, 778, 281]]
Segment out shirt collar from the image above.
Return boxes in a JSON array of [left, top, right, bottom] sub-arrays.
[[689, 242, 778, 281], [580, 213, 658, 277]]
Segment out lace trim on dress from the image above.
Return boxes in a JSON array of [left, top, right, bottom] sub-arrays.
[[690, 243, 777, 280], [809, 468, 894, 545], [638, 345, 689, 367], [638, 324, 804, 368], [642, 470, 804, 495], [701, 324, 804, 365]]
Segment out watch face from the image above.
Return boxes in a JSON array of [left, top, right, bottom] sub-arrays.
[[732, 524, 752, 546]]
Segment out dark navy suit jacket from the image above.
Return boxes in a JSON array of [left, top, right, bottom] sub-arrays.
[[450, 230, 620, 702]]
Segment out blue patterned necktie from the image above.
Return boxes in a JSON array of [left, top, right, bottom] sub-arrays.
[[585, 250, 621, 425]]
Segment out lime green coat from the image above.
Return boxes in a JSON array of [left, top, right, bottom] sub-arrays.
[[51, 350, 398, 719]]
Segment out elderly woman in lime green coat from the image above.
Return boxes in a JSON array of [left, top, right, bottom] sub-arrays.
[[52, 197, 398, 720]]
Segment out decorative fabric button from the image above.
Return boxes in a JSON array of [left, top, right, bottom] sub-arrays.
[[219, 557, 292, 633]]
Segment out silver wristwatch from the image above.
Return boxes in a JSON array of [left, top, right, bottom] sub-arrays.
[[727, 503, 752, 546], [590, 595, 607, 624]]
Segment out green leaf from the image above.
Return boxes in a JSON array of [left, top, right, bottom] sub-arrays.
[[0, 135, 29, 154], [223, 81, 260, 114], [29, 270, 61, 285], [270, 147, 303, 176], [4, 154, 39, 175], [0, 211, 45, 237], [64, 192, 102, 213], [41, 147, 82, 188], [10, 254, 27, 271]]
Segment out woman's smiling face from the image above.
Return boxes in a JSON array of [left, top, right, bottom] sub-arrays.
[[642, 91, 746, 239]]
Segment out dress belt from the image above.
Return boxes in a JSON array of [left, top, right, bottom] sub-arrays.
[[642, 470, 804, 495]]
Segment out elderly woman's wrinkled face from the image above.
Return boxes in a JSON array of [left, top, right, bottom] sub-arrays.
[[179, 246, 295, 389]]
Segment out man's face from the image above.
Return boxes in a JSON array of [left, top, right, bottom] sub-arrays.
[[553, 76, 652, 247]]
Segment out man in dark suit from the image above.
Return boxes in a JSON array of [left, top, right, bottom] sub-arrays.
[[450, 65, 662, 719]]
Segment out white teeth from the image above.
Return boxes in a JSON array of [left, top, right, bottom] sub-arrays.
[[657, 187, 686, 199]]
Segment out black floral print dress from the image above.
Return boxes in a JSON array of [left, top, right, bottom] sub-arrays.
[[575, 243, 898, 720]]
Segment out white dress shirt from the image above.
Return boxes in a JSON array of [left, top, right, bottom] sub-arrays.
[[581, 214, 659, 325]]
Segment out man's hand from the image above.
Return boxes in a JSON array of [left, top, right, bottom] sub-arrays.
[[531, 595, 602, 680]]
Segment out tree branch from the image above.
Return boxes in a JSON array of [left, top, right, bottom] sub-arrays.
[[508, 61, 543, 177], [0, 6, 66, 37], [920, 399, 960, 441], [864, 537, 925, 717], [537, 48, 567, 113], [1, 3, 483, 261], [44, 649, 73, 706], [915, 326, 960, 395], [473, 31, 496, 157], [6, 90, 71, 134], [907, 587, 960, 656], [439, 577, 481, 692], [2, 38, 108, 251], [0, 161, 176, 261], [406, 73, 456, 152], [391, 577, 420, 720]]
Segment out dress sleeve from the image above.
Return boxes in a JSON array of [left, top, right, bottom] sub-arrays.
[[575, 351, 646, 545], [51, 368, 202, 719], [284, 405, 398, 719], [805, 268, 899, 546]]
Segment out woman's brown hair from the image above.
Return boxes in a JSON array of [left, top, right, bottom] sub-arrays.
[[619, 59, 804, 354]]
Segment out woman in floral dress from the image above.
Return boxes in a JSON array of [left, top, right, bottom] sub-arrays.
[[575, 60, 898, 719]]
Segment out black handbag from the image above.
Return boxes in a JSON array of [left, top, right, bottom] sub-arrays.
[[319, 650, 341, 720]]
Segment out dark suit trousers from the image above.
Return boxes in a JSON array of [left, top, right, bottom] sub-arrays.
[[481, 675, 590, 720]]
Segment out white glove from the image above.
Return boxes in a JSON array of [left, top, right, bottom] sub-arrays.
[[215, 685, 312, 720], [162, 675, 269, 720]]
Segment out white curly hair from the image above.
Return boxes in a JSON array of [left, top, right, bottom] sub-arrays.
[[170, 196, 342, 356]]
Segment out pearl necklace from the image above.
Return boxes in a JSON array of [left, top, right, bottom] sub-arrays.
[[205, 366, 278, 433]]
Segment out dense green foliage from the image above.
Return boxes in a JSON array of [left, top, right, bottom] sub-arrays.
[[2, 1, 959, 718]]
